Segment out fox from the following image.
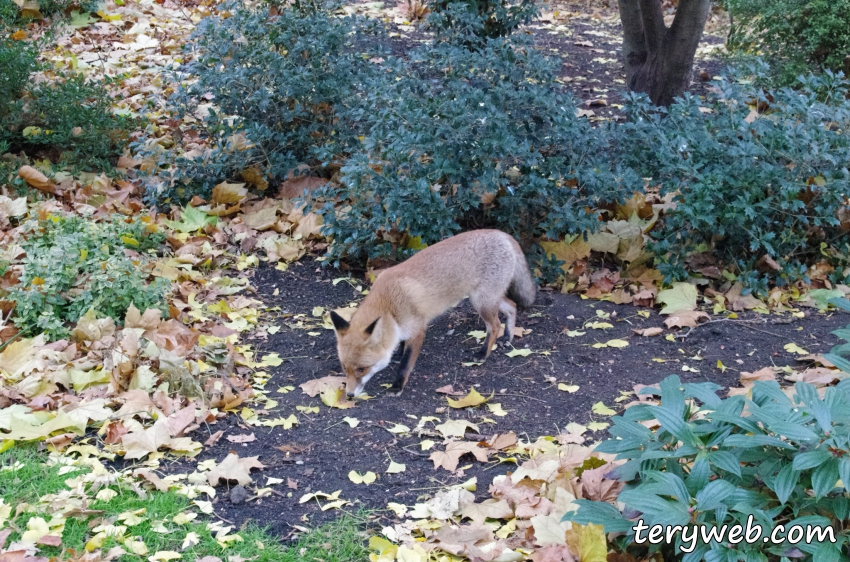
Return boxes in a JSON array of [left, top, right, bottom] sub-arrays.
[[329, 229, 536, 398]]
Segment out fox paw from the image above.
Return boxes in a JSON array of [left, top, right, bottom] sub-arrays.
[[386, 386, 405, 397]]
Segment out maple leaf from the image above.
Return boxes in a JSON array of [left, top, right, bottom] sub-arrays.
[[511, 456, 561, 484], [121, 418, 172, 460], [166, 206, 217, 233], [207, 453, 265, 486], [299, 376, 346, 397], [459, 498, 513, 524], [446, 387, 491, 408], [434, 419, 479, 438], [0, 336, 42, 380], [124, 304, 162, 331], [565, 523, 607, 562], [579, 465, 622, 504], [540, 238, 591, 271], [321, 386, 356, 409], [429, 440, 491, 471], [633, 327, 663, 336], [656, 282, 698, 314], [3, 410, 87, 441], [212, 181, 248, 205], [663, 309, 709, 329]]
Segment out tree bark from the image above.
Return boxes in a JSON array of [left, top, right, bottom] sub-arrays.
[[618, 0, 711, 106]]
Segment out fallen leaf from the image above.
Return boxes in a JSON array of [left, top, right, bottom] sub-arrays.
[[447, 387, 491, 408], [348, 471, 377, 485], [657, 283, 698, 314]]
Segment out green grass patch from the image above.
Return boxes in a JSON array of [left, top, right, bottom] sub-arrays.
[[0, 445, 369, 562]]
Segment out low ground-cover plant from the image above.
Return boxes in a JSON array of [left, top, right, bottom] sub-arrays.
[[825, 297, 850, 374], [7, 214, 168, 339], [315, 31, 631, 263], [727, 0, 850, 83], [1, 28, 132, 171], [568, 374, 850, 561], [151, 0, 378, 204], [620, 64, 850, 291], [427, 0, 537, 42]]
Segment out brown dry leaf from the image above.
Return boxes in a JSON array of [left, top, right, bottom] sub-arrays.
[[429, 523, 500, 559], [435, 384, 466, 396], [226, 433, 256, 443], [579, 465, 622, 504], [18, 166, 54, 193], [121, 418, 173, 460], [725, 283, 765, 311], [212, 181, 248, 205], [134, 468, 169, 492], [294, 212, 323, 239], [146, 320, 198, 355], [204, 430, 224, 446], [71, 309, 116, 342], [663, 309, 709, 329], [540, 238, 591, 271], [740, 367, 775, 386], [206, 453, 265, 486], [300, 376, 347, 397], [459, 498, 514, 524], [633, 327, 663, 337], [785, 367, 847, 385], [241, 207, 279, 231], [488, 431, 518, 450], [530, 545, 576, 562], [429, 440, 492, 471], [166, 406, 197, 437]]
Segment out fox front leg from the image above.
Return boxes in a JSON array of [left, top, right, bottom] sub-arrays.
[[387, 330, 424, 396]]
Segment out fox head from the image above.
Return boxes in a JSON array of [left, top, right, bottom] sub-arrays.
[[330, 311, 396, 397]]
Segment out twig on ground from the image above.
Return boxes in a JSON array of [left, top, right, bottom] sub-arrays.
[[675, 317, 783, 340]]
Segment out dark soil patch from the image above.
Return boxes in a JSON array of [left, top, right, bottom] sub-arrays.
[[178, 260, 848, 537]]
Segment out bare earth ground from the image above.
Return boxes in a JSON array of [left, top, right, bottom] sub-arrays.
[[165, 260, 849, 537], [160, 2, 770, 540]]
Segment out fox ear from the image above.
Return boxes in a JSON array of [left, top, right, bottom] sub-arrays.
[[330, 310, 350, 334], [364, 317, 381, 338]]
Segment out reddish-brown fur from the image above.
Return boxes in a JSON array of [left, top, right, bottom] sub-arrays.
[[330, 230, 535, 397]]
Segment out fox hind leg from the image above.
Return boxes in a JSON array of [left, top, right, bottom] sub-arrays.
[[500, 297, 517, 343], [388, 330, 424, 396]]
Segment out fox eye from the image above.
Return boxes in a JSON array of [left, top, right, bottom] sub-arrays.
[[356, 367, 367, 374]]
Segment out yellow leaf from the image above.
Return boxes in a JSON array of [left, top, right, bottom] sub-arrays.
[[591, 402, 616, 416], [606, 339, 629, 348], [558, 383, 579, 393], [486, 403, 508, 416], [717, 360, 727, 372], [587, 321, 613, 330], [447, 387, 491, 408], [587, 422, 609, 431], [505, 347, 532, 357], [121, 235, 140, 247], [784, 343, 808, 355], [565, 523, 608, 562], [386, 461, 406, 474], [348, 470, 377, 485], [296, 405, 319, 414]]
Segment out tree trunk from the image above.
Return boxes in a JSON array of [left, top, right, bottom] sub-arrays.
[[618, 0, 711, 106]]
